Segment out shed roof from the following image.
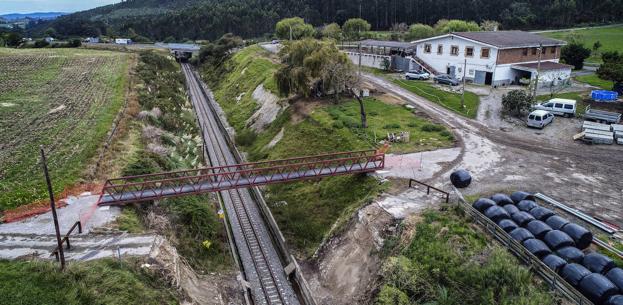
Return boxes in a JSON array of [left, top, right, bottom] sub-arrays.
[[453, 31, 566, 49], [358, 39, 416, 49], [512, 61, 573, 72]]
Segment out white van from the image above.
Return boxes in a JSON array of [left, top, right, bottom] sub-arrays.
[[533, 98, 576, 117], [527, 110, 554, 129]]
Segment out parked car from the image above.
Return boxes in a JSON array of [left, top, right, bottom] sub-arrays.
[[527, 110, 554, 129], [405, 71, 430, 80], [271, 39, 280, 44], [434, 74, 460, 86], [533, 98, 576, 117]]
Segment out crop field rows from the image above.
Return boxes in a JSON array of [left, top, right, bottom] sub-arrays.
[[0, 49, 129, 210]]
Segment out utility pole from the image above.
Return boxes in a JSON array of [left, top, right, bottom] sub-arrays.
[[40, 146, 65, 270], [289, 25, 292, 41], [358, 43, 362, 79], [532, 43, 543, 98], [461, 58, 467, 109]]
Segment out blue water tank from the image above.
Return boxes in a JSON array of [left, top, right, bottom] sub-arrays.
[[592, 90, 618, 102]]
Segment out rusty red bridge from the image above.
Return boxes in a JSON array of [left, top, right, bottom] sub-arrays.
[[97, 150, 385, 206]]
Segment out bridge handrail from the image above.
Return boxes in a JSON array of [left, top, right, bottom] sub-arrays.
[[408, 178, 449, 203]]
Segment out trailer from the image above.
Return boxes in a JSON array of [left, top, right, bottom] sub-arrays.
[[582, 121, 611, 132], [575, 121, 615, 144], [583, 131, 614, 144], [583, 106, 622, 124]]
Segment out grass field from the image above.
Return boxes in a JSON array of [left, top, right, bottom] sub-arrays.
[[575, 74, 614, 90], [541, 25, 623, 63], [0, 48, 129, 211], [393, 79, 480, 118]]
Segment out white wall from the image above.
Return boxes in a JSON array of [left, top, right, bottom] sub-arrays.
[[346, 52, 391, 70]]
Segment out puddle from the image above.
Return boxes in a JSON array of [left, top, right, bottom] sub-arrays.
[[1, 103, 16, 107]]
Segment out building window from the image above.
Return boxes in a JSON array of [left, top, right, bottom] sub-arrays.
[[551, 47, 556, 54], [451, 45, 459, 56], [532, 48, 537, 55], [481, 48, 490, 58], [437, 44, 443, 54], [458, 67, 462, 73], [523, 48, 528, 56], [465, 46, 474, 57], [424, 44, 432, 53], [469, 69, 474, 75]]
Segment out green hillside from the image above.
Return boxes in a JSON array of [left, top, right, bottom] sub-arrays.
[[541, 25, 623, 63]]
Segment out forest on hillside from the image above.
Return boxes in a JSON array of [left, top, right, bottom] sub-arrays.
[[32, 0, 623, 40]]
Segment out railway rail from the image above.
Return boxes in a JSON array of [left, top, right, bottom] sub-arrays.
[[181, 63, 299, 305]]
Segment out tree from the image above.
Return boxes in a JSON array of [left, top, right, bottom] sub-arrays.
[[34, 39, 50, 48], [275, 17, 315, 40], [197, 33, 243, 65], [500, 2, 536, 28], [561, 42, 591, 70], [405, 24, 435, 41], [322, 23, 342, 41], [593, 41, 602, 52], [502, 90, 533, 117], [44, 27, 57, 38], [435, 19, 480, 33], [4, 32, 22, 47], [597, 51, 623, 90], [480, 20, 500, 31], [381, 57, 391, 71], [342, 18, 371, 41], [391, 23, 409, 33]]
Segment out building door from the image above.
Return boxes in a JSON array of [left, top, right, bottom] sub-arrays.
[[485, 72, 493, 85], [447, 66, 456, 78], [474, 71, 486, 85]]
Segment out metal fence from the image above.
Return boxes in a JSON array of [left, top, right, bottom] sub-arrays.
[[453, 188, 594, 305]]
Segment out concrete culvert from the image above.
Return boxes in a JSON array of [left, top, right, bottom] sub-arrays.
[[472, 198, 496, 213], [530, 206, 556, 221], [606, 295, 623, 305], [523, 238, 552, 258], [579, 273, 619, 305], [562, 223, 594, 250], [512, 211, 536, 226], [557, 246, 586, 264], [561, 263, 592, 287], [542, 254, 568, 273], [517, 200, 538, 212], [544, 230, 575, 250], [503, 204, 520, 215], [606, 268, 623, 292], [497, 219, 519, 233], [526, 220, 553, 239], [450, 169, 471, 188], [484, 205, 511, 223], [490, 193, 514, 206], [584, 253, 617, 274], [511, 191, 535, 204], [546, 215, 570, 230], [510, 228, 535, 243]]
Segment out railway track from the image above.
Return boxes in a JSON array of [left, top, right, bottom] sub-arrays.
[[181, 63, 300, 305]]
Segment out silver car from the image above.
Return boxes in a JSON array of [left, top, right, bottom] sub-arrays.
[[405, 71, 430, 80]]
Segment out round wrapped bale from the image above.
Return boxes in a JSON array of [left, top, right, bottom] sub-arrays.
[[579, 273, 619, 305], [497, 219, 519, 233], [518, 200, 538, 212], [523, 238, 552, 258], [557, 246, 585, 264], [490, 193, 514, 206], [606, 295, 623, 305], [561, 263, 592, 287], [512, 211, 536, 226], [450, 169, 471, 188], [503, 204, 520, 215], [484, 206, 510, 222], [562, 223, 593, 250], [584, 253, 616, 274], [530, 206, 555, 221], [546, 215, 570, 230], [542, 254, 568, 273], [472, 198, 496, 213], [511, 191, 535, 204], [606, 268, 623, 292], [510, 228, 535, 243], [526, 220, 553, 239], [543, 230, 575, 250]]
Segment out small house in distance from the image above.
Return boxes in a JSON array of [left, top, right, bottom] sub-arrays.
[[85, 37, 100, 43], [344, 39, 417, 71], [115, 38, 132, 45]]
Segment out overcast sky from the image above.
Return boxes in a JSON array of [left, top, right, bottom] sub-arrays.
[[0, 0, 121, 15]]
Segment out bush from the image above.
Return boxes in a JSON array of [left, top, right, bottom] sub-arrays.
[[332, 120, 344, 129], [502, 89, 533, 117], [122, 153, 160, 176], [235, 129, 257, 146], [407, 122, 418, 128], [341, 116, 360, 128], [376, 285, 410, 305], [440, 130, 454, 140], [34, 39, 49, 48], [383, 123, 401, 129], [368, 111, 379, 116], [421, 123, 444, 132]]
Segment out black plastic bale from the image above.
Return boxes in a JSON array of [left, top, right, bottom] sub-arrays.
[[543, 230, 576, 250], [473, 198, 496, 213], [485, 205, 511, 223], [497, 219, 519, 233], [526, 220, 553, 239], [523, 238, 552, 258], [450, 169, 472, 188], [512, 211, 536, 227], [511, 191, 535, 204], [517, 200, 539, 212], [503, 204, 520, 215], [542, 254, 568, 273], [606, 268, 623, 292], [606, 295, 623, 305], [530, 206, 556, 221], [546, 215, 570, 231], [561, 263, 592, 287], [579, 273, 619, 305], [557, 246, 586, 264], [510, 228, 535, 243], [562, 223, 594, 250], [490, 193, 514, 206], [584, 253, 617, 274]]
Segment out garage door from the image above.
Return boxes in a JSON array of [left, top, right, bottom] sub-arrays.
[[474, 71, 486, 85]]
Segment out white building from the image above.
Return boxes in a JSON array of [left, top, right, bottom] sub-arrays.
[[411, 31, 571, 88], [115, 38, 132, 45]]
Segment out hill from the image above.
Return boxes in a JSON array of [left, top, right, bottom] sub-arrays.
[[0, 12, 66, 21]]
